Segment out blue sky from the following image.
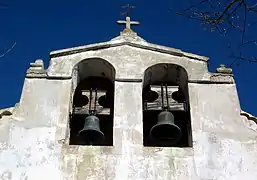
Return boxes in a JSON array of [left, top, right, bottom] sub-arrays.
[[0, 0, 256, 115]]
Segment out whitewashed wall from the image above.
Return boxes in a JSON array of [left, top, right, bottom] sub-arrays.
[[1, 35, 257, 180]]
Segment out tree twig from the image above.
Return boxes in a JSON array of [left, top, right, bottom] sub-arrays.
[[172, 0, 257, 66], [230, 53, 257, 63], [0, 42, 16, 58]]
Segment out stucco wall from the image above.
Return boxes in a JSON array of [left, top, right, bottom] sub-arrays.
[[47, 46, 210, 81], [0, 43, 257, 180]]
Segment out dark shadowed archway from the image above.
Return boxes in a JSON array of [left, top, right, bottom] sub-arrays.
[[69, 58, 116, 146], [142, 63, 192, 147]]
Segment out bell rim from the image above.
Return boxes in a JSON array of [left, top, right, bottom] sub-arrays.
[[149, 123, 182, 144], [78, 129, 105, 143]]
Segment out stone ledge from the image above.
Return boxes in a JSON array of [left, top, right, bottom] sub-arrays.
[[24, 75, 235, 84], [60, 144, 193, 157], [241, 110, 257, 132], [26, 71, 47, 78], [209, 73, 234, 83]]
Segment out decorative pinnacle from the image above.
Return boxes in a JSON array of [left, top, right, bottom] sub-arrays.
[[216, 64, 233, 74]]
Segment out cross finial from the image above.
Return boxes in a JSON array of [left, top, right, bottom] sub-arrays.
[[117, 4, 139, 32], [117, 16, 140, 30]]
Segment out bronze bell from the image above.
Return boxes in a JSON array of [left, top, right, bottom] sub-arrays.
[[78, 115, 104, 144], [150, 111, 182, 144]]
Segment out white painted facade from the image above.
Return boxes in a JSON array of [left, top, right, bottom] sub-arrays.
[[0, 28, 257, 180]]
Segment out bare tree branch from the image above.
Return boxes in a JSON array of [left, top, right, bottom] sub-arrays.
[[239, 39, 257, 46], [0, 42, 16, 58], [240, 2, 247, 44], [218, 0, 241, 20], [0, 2, 16, 58], [230, 53, 257, 63], [171, 0, 257, 66], [179, 0, 210, 13]]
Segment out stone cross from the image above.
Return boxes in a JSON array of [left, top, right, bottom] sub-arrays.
[[117, 16, 140, 30]]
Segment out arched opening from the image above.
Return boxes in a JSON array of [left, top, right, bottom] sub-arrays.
[[69, 58, 115, 146], [142, 63, 192, 147]]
